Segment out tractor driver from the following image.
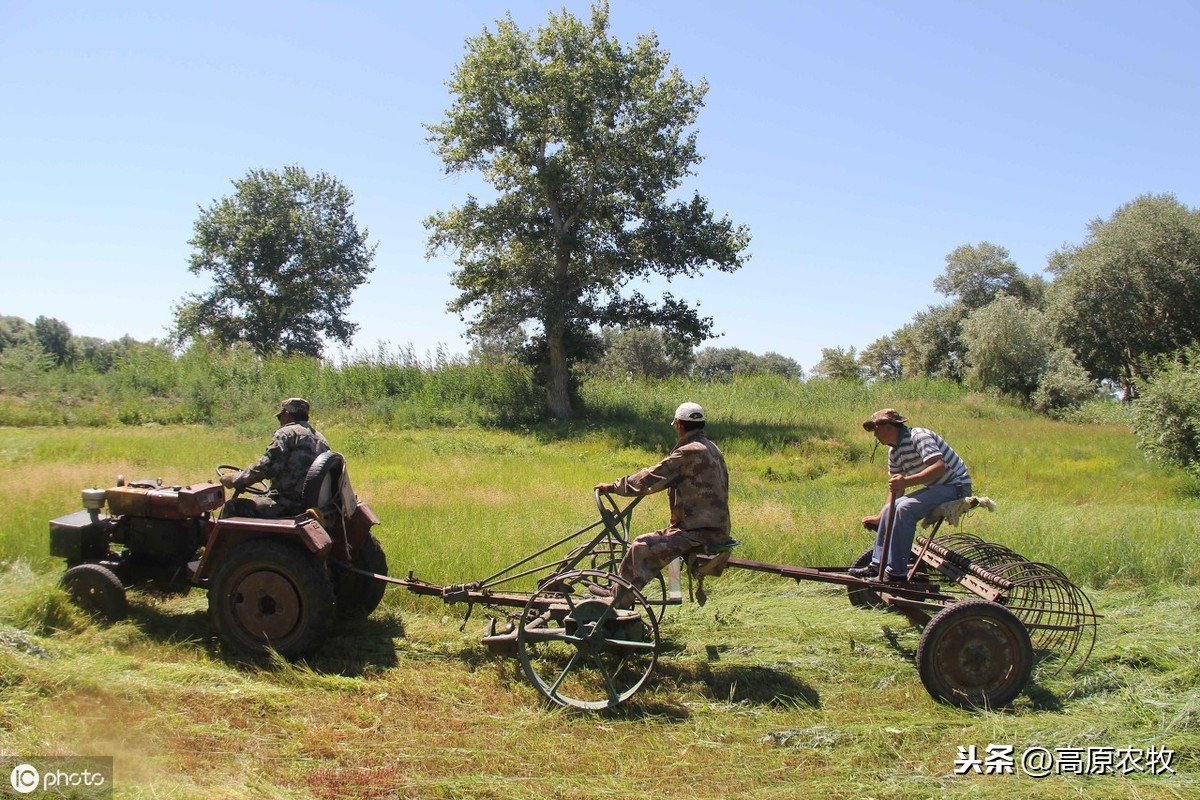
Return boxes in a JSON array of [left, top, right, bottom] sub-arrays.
[[593, 401, 732, 605], [219, 397, 330, 518]]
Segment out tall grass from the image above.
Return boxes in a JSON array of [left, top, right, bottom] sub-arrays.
[[4, 377, 1197, 588], [0, 341, 545, 428], [2, 379, 1198, 798]]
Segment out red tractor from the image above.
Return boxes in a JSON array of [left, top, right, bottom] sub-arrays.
[[49, 452, 387, 660]]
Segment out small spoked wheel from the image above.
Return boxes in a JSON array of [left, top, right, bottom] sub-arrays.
[[917, 599, 1033, 709], [516, 569, 659, 710]]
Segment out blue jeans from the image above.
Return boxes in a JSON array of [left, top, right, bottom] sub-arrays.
[[873, 483, 970, 575]]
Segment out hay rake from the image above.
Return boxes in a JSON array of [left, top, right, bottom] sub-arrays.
[[347, 492, 1097, 711]]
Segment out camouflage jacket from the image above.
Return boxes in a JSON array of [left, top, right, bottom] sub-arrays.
[[235, 421, 330, 508], [607, 430, 731, 536]]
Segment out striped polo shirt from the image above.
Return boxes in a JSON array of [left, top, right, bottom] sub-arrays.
[[888, 426, 971, 488]]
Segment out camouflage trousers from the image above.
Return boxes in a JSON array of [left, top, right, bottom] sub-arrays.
[[221, 495, 300, 519], [618, 526, 731, 591]]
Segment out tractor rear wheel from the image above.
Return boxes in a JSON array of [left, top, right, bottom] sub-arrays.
[[62, 563, 128, 622], [208, 539, 334, 660], [332, 534, 389, 619], [917, 599, 1033, 709]]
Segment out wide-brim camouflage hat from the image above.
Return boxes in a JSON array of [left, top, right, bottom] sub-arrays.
[[863, 408, 907, 431], [279, 397, 310, 416]]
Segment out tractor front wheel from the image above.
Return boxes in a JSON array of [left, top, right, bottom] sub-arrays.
[[62, 563, 128, 622], [208, 539, 334, 660]]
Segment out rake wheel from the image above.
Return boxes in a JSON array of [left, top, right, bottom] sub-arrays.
[[516, 569, 659, 710], [918, 598, 1033, 709]]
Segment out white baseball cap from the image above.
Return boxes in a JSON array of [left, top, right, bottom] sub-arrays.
[[673, 401, 706, 423]]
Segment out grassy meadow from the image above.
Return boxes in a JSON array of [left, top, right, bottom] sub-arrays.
[[1, 375, 1198, 798]]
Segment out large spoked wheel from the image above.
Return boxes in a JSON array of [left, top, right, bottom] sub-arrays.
[[917, 599, 1033, 709], [332, 534, 389, 619], [208, 539, 334, 660], [516, 569, 659, 711], [62, 563, 128, 622]]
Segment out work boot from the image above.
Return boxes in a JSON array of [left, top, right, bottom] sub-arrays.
[[847, 564, 878, 578], [583, 582, 613, 598]]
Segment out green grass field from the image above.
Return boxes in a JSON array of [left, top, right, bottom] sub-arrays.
[[1, 377, 1197, 798]]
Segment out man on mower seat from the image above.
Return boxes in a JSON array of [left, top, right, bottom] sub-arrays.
[[220, 397, 330, 519], [594, 401, 732, 607]]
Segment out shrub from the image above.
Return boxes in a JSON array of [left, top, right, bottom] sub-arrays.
[[1130, 350, 1200, 474]]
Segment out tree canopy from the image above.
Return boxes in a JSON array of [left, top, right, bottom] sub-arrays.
[[425, 1, 750, 418], [935, 242, 1043, 310], [1048, 193, 1200, 397], [174, 165, 376, 357], [961, 294, 1050, 399]]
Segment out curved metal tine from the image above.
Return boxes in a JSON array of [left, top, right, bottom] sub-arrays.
[[993, 561, 1093, 677]]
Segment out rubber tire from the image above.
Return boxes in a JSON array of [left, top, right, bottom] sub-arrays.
[[917, 599, 1033, 709], [62, 563, 128, 622], [846, 547, 885, 609], [333, 534, 389, 619], [208, 539, 334, 660]]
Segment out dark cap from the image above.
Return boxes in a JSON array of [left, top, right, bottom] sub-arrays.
[[863, 408, 907, 431], [278, 397, 310, 417]]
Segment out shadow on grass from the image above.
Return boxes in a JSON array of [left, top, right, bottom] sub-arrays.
[[655, 659, 821, 709], [126, 593, 405, 676]]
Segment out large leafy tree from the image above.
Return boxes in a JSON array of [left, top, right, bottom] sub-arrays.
[[961, 295, 1051, 399], [811, 346, 862, 381], [859, 335, 904, 381], [1047, 194, 1200, 398], [174, 166, 376, 357], [894, 302, 969, 382], [935, 242, 1043, 310], [425, 2, 750, 418], [34, 316, 72, 366]]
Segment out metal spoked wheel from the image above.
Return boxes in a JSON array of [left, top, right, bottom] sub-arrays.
[[917, 598, 1033, 709], [516, 569, 660, 710]]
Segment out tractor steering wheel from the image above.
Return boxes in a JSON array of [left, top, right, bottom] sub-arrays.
[[216, 465, 269, 497]]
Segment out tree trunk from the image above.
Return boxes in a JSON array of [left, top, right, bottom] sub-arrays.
[[545, 319, 573, 420]]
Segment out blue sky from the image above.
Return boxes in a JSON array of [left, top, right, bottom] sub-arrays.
[[3, 0, 1198, 372]]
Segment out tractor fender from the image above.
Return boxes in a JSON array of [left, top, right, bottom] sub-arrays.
[[193, 516, 333, 584], [331, 501, 380, 562]]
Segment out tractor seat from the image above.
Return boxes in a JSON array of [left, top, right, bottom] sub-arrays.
[[920, 496, 996, 529], [685, 539, 740, 607], [699, 538, 739, 555]]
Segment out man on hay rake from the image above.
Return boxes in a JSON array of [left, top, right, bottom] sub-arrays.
[[593, 401, 734, 607], [853, 408, 972, 582]]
